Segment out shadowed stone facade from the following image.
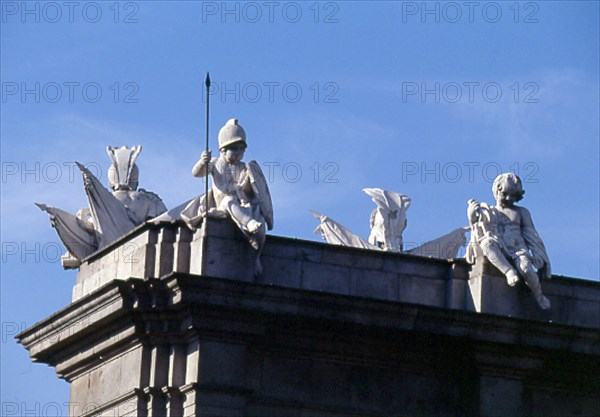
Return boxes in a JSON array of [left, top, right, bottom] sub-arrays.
[[18, 219, 599, 416]]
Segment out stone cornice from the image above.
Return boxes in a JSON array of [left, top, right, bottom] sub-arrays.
[[18, 273, 598, 378], [163, 273, 600, 356]]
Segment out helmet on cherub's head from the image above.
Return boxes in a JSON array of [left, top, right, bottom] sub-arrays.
[[218, 118, 247, 150]]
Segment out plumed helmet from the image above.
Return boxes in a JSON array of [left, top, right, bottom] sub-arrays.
[[106, 145, 142, 191], [218, 118, 247, 149]]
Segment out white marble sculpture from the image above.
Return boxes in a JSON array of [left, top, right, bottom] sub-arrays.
[[405, 227, 468, 258], [364, 188, 411, 251], [37, 146, 167, 268], [311, 210, 377, 250], [466, 173, 551, 310], [188, 118, 273, 273], [312, 189, 466, 259]]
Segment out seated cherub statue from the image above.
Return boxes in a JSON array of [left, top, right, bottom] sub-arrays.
[[466, 173, 551, 310], [191, 118, 273, 263]]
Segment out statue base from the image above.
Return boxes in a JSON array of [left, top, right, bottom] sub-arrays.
[[73, 217, 256, 301], [17, 221, 600, 417], [467, 255, 550, 319]]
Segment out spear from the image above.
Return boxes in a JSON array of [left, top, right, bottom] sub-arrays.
[[204, 72, 211, 216], [200, 72, 211, 276]]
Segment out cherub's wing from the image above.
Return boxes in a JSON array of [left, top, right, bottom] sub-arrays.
[[247, 160, 274, 230]]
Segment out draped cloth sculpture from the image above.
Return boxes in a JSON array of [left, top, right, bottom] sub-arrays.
[[406, 227, 468, 258], [37, 146, 167, 268], [364, 188, 411, 251], [311, 210, 377, 250], [466, 173, 551, 310], [312, 188, 467, 259]]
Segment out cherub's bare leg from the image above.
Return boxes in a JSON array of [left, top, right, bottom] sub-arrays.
[[250, 223, 266, 275], [222, 197, 262, 234], [480, 240, 520, 286], [515, 255, 551, 310], [219, 196, 266, 274]]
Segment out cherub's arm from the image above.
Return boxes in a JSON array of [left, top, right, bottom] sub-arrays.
[[192, 151, 213, 178]]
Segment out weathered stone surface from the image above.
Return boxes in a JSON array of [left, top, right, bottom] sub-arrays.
[[18, 219, 600, 417], [37, 146, 167, 269], [70, 218, 600, 326]]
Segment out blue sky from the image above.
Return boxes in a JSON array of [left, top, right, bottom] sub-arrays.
[[1, 1, 599, 412]]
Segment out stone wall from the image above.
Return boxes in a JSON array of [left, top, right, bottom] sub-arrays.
[[18, 219, 600, 417], [74, 219, 599, 329]]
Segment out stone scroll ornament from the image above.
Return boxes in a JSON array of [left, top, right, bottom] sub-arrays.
[[312, 188, 467, 260], [37, 146, 167, 269], [466, 172, 551, 310]]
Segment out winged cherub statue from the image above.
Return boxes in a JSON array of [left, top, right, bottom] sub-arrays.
[[466, 173, 551, 309], [189, 118, 273, 274]]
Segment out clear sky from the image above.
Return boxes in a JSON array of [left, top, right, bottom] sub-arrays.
[[1, 0, 599, 412]]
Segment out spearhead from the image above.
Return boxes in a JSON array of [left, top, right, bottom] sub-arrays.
[[35, 202, 49, 212], [205, 72, 211, 89]]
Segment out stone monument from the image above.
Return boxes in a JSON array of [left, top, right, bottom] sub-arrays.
[[158, 118, 274, 275], [37, 146, 167, 268], [190, 119, 273, 246], [312, 188, 467, 259], [17, 132, 599, 417], [466, 173, 551, 309], [364, 187, 411, 251]]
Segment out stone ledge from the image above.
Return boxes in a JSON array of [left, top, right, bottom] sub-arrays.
[[68, 218, 599, 329], [18, 275, 600, 363], [17, 274, 599, 417]]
